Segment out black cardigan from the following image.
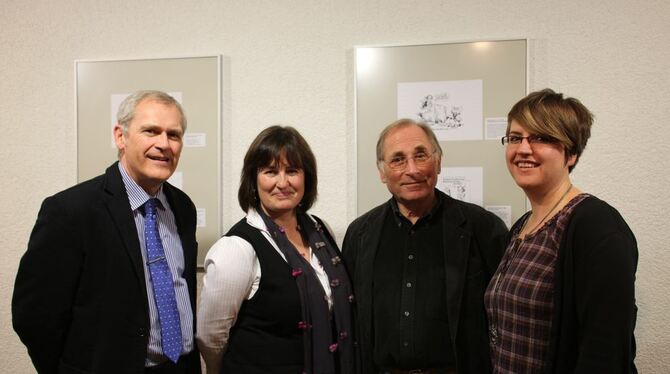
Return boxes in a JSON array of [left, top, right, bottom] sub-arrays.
[[509, 195, 638, 373]]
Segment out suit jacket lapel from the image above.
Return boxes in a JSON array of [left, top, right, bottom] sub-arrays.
[[102, 163, 148, 303], [357, 201, 390, 351], [441, 195, 470, 344]]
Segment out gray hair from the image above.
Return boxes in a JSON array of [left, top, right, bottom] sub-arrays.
[[376, 118, 443, 169], [116, 90, 187, 133]]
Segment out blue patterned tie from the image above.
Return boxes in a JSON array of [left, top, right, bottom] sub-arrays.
[[144, 198, 182, 363]]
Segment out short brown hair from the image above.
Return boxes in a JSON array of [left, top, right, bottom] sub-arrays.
[[507, 88, 593, 172], [376, 118, 443, 170], [238, 126, 318, 212]]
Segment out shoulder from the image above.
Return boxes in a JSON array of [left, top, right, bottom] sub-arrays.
[[52, 173, 105, 201], [306, 213, 330, 231], [568, 195, 635, 240], [163, 182, 196, 210], [564, 195, 637, 264], [307, 213, 338, 243], [442, 192, 506, 231], [346, 200, 389, 233], [206, 216, 259, 266], [571, 195, 624, 221], [39, 173, 107, 217], [205, 234, 256, 264]]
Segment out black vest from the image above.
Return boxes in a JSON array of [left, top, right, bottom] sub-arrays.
[[220, 219, 304, 374]]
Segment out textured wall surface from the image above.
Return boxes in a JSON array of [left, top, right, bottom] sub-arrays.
[[2, 0, 669, 372]]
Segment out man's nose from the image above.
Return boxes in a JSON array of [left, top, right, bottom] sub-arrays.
[[155, 132, 169, 148], [405, 157, 420, 173]]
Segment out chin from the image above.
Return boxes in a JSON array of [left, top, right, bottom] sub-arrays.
[[151, 167, 176, 179], [514, 180, 546, 194], [399, 190, 432, 202]]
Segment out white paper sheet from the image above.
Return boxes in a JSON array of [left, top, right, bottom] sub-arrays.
[[397, 80, 483, 141], [196, 208, 206, 228], [485, 205, 512, 228], [184, 133, 206, 147], [485, 117, 508, 140], [437, 167, 484, 206], [167, 171, 183, 189]]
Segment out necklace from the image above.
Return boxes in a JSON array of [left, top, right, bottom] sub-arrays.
[[488, 183, 573, 345], [520, 184, 573, 238]]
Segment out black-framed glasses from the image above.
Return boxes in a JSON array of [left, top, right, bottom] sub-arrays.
[[383, 150, 436, 171], [501, 134, 558, 146]]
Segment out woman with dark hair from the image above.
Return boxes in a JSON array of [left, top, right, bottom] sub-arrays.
[[197, 126, 355, 374], [484, 89, 638, 373]]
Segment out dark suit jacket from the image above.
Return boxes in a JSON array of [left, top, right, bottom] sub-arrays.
[[342, 191, 508, 373], [12, 162, 201, 374]]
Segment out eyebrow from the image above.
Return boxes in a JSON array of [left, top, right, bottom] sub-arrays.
[[139, 124, 183, 134], [391, 145, 429, 156]]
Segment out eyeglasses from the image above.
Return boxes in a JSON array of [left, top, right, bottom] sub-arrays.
[[501, 134, 558, 146], [382, 150, 436, 171]]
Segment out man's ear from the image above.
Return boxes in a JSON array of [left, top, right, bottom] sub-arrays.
[[378, 163, 388, 184], [113, 123, 126, 151]]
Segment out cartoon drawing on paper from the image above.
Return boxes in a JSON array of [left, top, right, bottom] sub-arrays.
[[443, 176, 470, 202], [417, 93, 464, 129], [437, 167, 484, 206], [398, 80, 482, 141]]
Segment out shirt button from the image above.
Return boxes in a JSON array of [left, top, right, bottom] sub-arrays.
[[406, 282, 412, 288], [404, 311, 410, 317], [403, 341, 409, 347], [408, 254, 414, 260]]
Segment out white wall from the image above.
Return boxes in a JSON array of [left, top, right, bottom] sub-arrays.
[[2, 0, 668, 372]]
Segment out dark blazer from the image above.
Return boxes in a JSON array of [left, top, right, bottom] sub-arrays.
[[12, 162, 201, 374], [342, 190, 508, 373]]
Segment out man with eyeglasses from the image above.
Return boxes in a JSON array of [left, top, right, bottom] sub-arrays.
[[343, 118, 508, 374]]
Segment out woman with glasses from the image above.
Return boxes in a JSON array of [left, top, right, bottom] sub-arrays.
[[484, 89, 638, 373], [196, 126, 355, 374]]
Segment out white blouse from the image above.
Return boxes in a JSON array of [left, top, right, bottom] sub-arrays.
[[196, 209, 333, 374]]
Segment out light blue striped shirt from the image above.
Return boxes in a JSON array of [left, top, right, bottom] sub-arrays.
[[118, 164, 194, 366]]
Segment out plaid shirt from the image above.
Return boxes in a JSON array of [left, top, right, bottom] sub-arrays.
[[484, 194, 589, 373]]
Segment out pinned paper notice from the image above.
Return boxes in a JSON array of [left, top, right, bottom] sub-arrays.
[[397, 80, 483, 141], [485, 117, 508, 140], [167, 171, 183, 189], [486, 205, 512, 228], [184, 133, 206, 147], [437, 167, 484, 206], [197, 208, 206, 228]]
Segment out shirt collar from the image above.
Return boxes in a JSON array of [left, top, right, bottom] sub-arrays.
[[118, 163, 167, 211], [388, 188, 444, 226]]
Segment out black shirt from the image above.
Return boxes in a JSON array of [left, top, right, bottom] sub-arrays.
[[372, 193, 456, 369]]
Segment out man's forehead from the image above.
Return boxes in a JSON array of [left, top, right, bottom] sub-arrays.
[[384, 126, 431, 155], [130, 100, 182, 127], [387, 143, 429, 156], [135, 99, 179, 114]]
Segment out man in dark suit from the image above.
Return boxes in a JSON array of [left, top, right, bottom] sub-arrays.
[[13, 90, 201, 374], [342, 119, 508, 374]]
